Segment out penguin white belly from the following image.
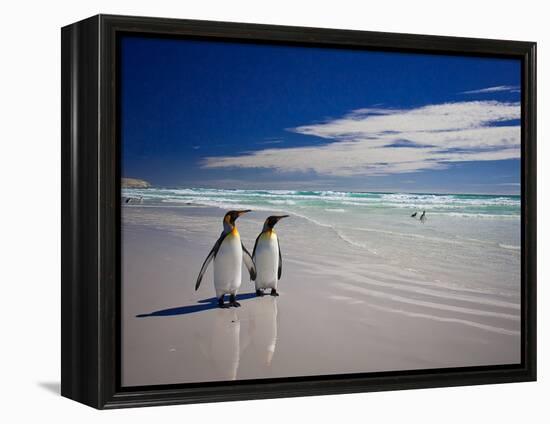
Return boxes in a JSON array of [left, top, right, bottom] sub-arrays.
[[254, 232, 279, 290], [214, 232, 243, 297]]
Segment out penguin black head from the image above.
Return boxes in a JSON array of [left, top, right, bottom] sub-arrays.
[[263, 215, 289, 231], [224, 210, 251, 226]]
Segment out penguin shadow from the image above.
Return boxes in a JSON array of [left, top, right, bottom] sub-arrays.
[[136, 292, 258, 318]]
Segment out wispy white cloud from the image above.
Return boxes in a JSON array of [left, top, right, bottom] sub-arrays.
[[461, 85, 520, 95], [202, 101, 520, 177]]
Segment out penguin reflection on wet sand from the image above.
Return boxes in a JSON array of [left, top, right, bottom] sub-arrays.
[[195, 210, 256, 308], [244, 296, 278, 368], [193, 308, 241, 381], [252, 215, 289, 297]]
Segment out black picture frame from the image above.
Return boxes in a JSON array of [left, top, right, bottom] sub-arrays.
[[61, 14, 537, 409]]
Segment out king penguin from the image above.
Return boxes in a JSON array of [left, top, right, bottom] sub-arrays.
[[195, 210, 256, 308], [252, 215, 289, 297]]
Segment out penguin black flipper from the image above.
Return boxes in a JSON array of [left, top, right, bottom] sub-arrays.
[[195, 232, 227, 291], [277, 238, 283, 280], [252, 233, 261, 259], [242, 242, 257, 280]]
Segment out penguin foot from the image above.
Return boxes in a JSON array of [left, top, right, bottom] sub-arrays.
[[229, 295, 241, 307], [231, 301, 241, 307], [256, 289, 264, 297], [218, 296, 229, 308], [270, 289, 279, 297]]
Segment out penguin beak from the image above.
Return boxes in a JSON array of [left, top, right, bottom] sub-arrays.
[[276, 215, 289, 220], [237, 209, 251, 216]]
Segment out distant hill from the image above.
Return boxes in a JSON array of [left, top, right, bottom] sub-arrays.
[[122, 178, 151, 188]]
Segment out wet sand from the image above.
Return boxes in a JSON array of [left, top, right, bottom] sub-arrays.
[[121, 205, 520, 386]]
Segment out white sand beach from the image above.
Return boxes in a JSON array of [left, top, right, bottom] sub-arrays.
[[121, 194, 521, 387]]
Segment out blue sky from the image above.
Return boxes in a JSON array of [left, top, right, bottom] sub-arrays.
[[121, 36, 521, 194]]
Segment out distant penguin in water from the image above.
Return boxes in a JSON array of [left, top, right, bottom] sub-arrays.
[[420, 210, 427, 223], [410, 212, 418, 218], [252, 215, 289, 297], [195, 210, 256, 308], [125, 195, 143, 204]]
